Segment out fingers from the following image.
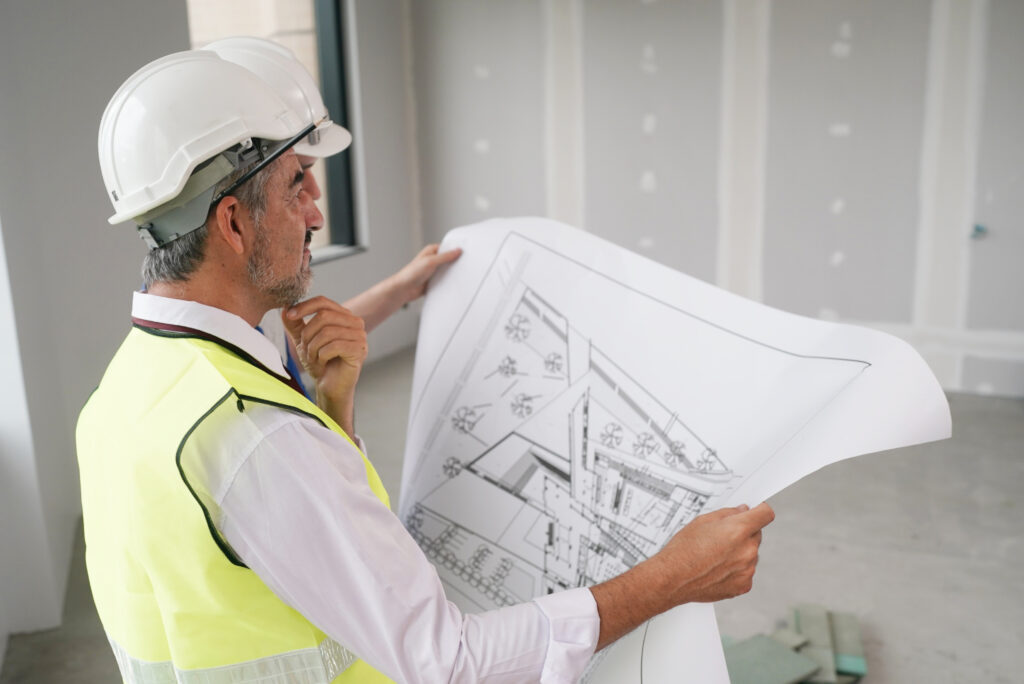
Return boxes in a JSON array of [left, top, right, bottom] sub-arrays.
[[305, 325, 368, 364], [432, 246, 462, 266], [738, 502, 775, 531], [281, 307, 306, 344], [285, 298, 362, 341], [687, 503, 774, 539], [698, 504, 750, 522], [282, 296, 368, 376], [313, 338, 368, 367], [285, 295, 349, 321], [301, 308, 364, 345], [411, 243, 462, 271], [411, 245, 462, 277]]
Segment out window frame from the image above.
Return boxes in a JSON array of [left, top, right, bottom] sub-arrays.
[[312, 0, 363, 261]]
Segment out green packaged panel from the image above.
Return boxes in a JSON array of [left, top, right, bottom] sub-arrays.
[[792, 604, 838, 684], [724, 634, 821, 684], [830, 611, 868, 677], [771, 627, 810, 650]]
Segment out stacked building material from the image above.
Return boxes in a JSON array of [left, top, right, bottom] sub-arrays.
[[724, 604, 867, 684]]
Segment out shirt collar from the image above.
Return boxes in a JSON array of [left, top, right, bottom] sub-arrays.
[[131, 291, 287, 376]]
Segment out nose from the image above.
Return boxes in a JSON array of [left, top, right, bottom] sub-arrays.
[[301, 167, 322, 201], [303, 191, 324, 232]]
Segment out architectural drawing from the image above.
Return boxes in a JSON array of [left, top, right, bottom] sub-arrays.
[[401, 219, 950, 680], [406, 286, 736, 609], [402, 229, 867, 614]]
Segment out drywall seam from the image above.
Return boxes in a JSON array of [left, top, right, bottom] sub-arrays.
[[543, 0, 585, 229], [716, 0, 769, 301], [400, 0, 425, 252], [959, 0, 987, 331], [715, 0, 736, 291], [912, 0, 947, 328]]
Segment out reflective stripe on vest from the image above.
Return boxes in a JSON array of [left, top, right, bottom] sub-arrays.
[[109, 635, 357, 684]]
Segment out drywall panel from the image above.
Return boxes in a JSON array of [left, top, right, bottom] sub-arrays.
[[581, 0, 721, 283], [0, 0, 189, 638], [412, 0, 546, 244], [962, 356, 1024, 398], [966, 0, 1024, 331], [763, 0, 930, 322], [0, 214, 60, 654]]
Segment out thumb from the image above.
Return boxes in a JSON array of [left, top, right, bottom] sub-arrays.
[[694, 505, 746, 523], [280, 307, 306, 344], [436, 247, 462, 264], [739, 502, 775, 530]]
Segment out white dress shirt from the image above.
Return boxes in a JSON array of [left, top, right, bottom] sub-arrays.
[[131, 292, 600, 684]]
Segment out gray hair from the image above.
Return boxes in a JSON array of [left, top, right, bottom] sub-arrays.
[[141, 157, 280, 286]]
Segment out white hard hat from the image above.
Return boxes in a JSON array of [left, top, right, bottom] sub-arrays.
[[203, 36, 352, 158], [98, 50, 312, 239]]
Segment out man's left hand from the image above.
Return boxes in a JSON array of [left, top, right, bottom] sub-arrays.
[[392, 244, 462, 304]]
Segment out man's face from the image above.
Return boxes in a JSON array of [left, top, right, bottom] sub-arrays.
[[247, 151, 324, 308]]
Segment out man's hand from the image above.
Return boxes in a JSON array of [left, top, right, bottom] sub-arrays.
[[590, 502, 774, 650], [650, 503, 774, 604], [391, 244, 463, 304], [343, 244, 462, 332], [282, 296, 367, 437]]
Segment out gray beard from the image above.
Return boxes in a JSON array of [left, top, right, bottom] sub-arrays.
[[247, 225, 312, 308]]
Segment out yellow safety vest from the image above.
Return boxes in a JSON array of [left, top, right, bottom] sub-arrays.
[[77, 324, 394, 683]]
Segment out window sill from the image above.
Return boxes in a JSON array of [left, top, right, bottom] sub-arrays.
[[310, 244, 367, 266]]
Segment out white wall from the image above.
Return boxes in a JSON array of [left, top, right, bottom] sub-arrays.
[[0, 0, 191, 659], [409, 0, 1024, 398], [0, 216, 48, 664], [412, 1, 548, 247]]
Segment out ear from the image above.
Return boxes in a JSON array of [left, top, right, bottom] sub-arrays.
[[212, 195, 248, 256]]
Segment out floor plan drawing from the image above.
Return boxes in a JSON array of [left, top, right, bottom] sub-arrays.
[[403, 227, 866, 612], [406, 286, 736, 610], [401, 218, 950, 681]]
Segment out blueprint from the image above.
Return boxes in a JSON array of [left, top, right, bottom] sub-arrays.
[[399, 218, 951, 682]]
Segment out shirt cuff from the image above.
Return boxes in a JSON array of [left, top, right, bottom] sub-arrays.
[[533, 587, 600, 684]]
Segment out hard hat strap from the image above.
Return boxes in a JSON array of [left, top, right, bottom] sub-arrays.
[[212, 122, 317, 205]]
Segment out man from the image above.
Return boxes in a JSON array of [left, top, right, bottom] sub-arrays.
[[79, 48, 774, 683]]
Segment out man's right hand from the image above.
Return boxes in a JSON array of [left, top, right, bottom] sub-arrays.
[[282, 296, 368, 437], [590, 502, 774, 650]]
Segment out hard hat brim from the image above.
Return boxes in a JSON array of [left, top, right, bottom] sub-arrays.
[[293, 121, 352, 158]]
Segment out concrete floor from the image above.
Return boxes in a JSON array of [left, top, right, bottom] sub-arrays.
[[3, 346, 1021, 682]]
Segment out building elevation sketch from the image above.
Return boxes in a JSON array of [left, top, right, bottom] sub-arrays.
[[400, 218, 951, 682]]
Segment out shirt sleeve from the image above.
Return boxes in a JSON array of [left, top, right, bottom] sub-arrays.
[[216, 405, 599, 684]]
